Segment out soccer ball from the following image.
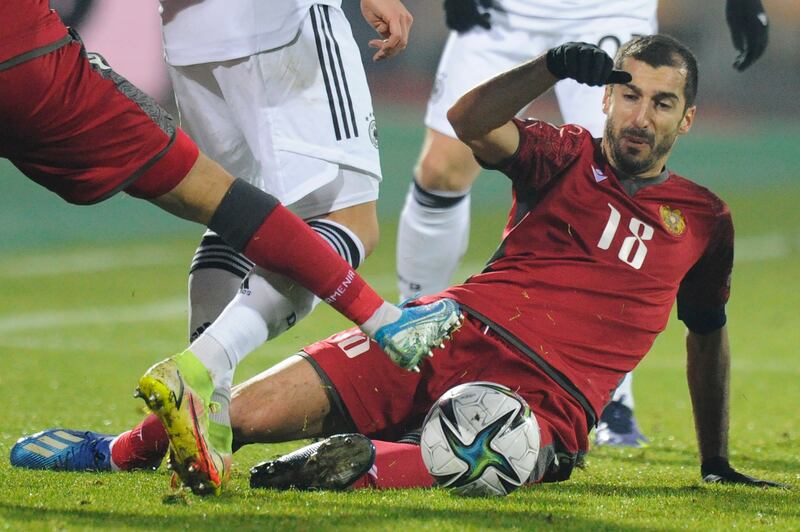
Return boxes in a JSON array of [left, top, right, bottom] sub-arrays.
[[420, 382, 540, 497]]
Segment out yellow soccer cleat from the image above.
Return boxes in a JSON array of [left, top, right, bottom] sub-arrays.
[[135, 350, 231, 495]]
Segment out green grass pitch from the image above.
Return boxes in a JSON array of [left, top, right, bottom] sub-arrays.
[[0, 113, 798, 529]]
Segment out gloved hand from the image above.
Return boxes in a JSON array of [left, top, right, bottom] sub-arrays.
[[546, 42, 632, 86], [726, 0, 769, 71], [701, 457, 789, 488], [444, 0, 492, 33]]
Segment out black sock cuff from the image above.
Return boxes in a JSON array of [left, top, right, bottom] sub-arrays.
[[189, 233, 254, 278], [308, 219, 364, 269], [412, 180, 469, 209], [207, 179, 280, 252]]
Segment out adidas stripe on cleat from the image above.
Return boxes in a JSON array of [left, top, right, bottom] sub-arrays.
[[10, 429, 115, 471]]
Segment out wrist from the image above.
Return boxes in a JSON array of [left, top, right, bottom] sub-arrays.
[[544, 47, 564, 80]]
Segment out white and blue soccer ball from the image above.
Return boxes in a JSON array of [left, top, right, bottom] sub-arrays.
[[420, 382, 540, 497]]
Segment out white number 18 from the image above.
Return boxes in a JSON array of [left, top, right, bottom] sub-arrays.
[[597, 203, 653, 269]]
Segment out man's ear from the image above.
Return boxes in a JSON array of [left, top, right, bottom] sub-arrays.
[[678, 105, 696, 135]]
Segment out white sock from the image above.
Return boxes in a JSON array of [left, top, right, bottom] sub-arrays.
[[359, 302, 403, 337], [611, 372, 635, 409], [190, 305, 266, 390], [396, 181, 471, 300]]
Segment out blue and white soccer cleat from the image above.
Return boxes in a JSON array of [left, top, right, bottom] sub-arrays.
[[594, 401, 650, 448], [10, 429, 115, 471], [373, 298, 463, 371]]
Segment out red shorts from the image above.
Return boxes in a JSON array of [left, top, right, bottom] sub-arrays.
[[302, 315, 590, 482], [0, 37, 198, 205]]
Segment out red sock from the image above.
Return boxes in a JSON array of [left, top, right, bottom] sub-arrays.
[[351, 440, 435, 490], [243, 204, 384, 325], [110, 414, 169, 471]]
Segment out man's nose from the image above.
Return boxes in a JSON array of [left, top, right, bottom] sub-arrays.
[[631, 102, 651, 129]]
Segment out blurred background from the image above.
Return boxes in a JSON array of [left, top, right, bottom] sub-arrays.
[[0, 0, 800, 253], [1, 0, 798, 253]]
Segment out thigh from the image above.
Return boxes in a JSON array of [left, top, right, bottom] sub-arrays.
[[1, 38, 196, 204], [231, 354, 334, 443]]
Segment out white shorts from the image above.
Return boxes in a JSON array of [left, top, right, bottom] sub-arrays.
[[168, 4, 381, 211], [425, 17, 656, 138]]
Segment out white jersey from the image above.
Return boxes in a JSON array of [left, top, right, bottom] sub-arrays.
[[159, 0, 341, 66], [495, 0, 657, 32]]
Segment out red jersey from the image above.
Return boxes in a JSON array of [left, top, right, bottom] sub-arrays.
[[0, 1, 68, 66], [440, 118, 733, 423]]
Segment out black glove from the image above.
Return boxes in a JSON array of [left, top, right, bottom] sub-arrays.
[[726, 0, 769, 71], [444, 0, 492, 33], [701, 457, 789, 488], [545, 42, 632, 87]]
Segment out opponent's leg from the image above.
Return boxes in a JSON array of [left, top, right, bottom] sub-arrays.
[[396, 130, 479, 299], [188, 230, 254, 340], [187, 205, 375, 402], [595, 372, 648, 447], [152, 155, 461, 364]]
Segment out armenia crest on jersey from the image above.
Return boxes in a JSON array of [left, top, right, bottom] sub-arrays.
[[659, 205, 686, 236]]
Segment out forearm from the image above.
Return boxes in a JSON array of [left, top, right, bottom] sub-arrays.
[[447, 53, 557, 143], [686, 327, 730, 462]]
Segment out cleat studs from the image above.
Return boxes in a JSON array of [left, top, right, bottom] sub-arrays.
[[267, 464, 275, 474], [427, 350, 433, 358], [344, 437, 353, 445], [188, 464, 197, 473], [197, 483, 205, 491], [133, 389, 142, 399], [439, 343, 445, 349], [411, 366, 421, 373], [148, 394, 157, 404]]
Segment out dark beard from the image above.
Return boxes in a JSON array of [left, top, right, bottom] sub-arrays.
[[605, 120, 675, 176]]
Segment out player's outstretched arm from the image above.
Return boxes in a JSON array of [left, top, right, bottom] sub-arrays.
[[686, 326, 788, 488], [361, 0, 413, 61], [726, 0, 769, 71], [447, 42, 630, 165]]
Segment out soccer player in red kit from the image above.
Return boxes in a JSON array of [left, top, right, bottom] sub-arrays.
[[12, 35, 784, 490], [2, 0, 462, 495]]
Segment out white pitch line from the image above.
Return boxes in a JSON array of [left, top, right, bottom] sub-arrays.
[[733, 233, 797, 263], [0, 299, 186, 334], [0, 246, 188, 278]]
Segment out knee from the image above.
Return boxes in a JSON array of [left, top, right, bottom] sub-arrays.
[[359, 220, 379, 258], [415, 148, 477, 193]]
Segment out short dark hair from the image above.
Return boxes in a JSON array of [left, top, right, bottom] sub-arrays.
[[615, 34, 699, 109]]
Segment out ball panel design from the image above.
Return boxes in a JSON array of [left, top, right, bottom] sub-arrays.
[[421, 382, 540, 497]]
